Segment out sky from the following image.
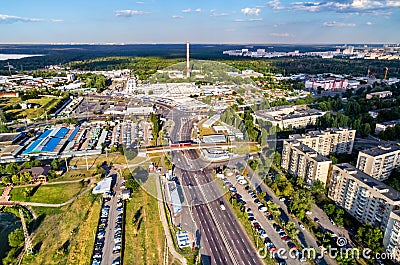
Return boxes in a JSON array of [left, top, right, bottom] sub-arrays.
[[0, 0, 399, 44]]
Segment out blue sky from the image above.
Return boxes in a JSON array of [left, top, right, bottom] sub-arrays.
[[0, 0, 399, 44]]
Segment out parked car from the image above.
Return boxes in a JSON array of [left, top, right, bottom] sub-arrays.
[[238, 179, 247, 185]]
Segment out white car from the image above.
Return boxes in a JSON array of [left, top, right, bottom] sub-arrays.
[[279, 197, 286, 202], [236, 175, 244, 180], [220, 201, 226, 210], [299, 224, 305, 230], [306, 211, 312, 215], [238, 179, 247, 185]]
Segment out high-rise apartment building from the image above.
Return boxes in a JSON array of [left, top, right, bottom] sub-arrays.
[[356, 145, 400, 181], [328, 163, 400, 232], [328, 163, 400, 263], [281, 140, 332, 186], [289, 128, 356, 156]]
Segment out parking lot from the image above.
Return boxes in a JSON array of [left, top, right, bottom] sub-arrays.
[[223, 173, 304, 265], [91, 171, 125, 265]]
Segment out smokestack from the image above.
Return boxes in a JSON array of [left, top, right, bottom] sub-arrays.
[[186, 41, 190, 78]]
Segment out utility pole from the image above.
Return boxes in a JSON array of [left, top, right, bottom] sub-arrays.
[[19, 209, 33, 255], [65, 157, 69, 172]]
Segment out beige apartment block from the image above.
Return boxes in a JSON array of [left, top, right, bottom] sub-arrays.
[[281, 140, 332, 186], [356, 145, 400, 181], [289, 128, 355, 156], [328, 163, 400, 232]]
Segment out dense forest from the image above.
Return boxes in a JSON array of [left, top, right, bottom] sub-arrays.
[[2, 44, 400, 79]]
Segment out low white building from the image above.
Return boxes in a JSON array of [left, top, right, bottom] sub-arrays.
[[92, 177, 112, 194], [366, 90, 393, 99]]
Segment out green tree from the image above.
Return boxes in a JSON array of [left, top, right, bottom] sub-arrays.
[[285, 221, 299, 239], [282, 183, 294, 197], [8, 228, 24, 247], [356, 223, 383, 257], [290, 189, 313, 220], [2, 176, 11, 185], [11, 175, 20, 185], [266, 201, 281, 218], [333, 208, 344, 227], [323, 203, 336, 216], [5, 163, 19, 175], [51, 158, 61, 170]]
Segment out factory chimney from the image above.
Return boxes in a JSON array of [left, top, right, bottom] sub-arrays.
[[186, 41, 190, 78]]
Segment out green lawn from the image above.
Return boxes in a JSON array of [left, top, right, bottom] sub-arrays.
[[49, 169, 92, 183], [10, 183, 85, 204]]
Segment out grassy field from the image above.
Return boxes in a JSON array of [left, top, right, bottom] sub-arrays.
[[69, 153, 147, 168], [10, 182, 85, 204], [0, 213, 21, 261], [124, 186, 167, 265], [21, 193, 102, 265], [48, 169, 93, 183], [2, 96, 62, 120]]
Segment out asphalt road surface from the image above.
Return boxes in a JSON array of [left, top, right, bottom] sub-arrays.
[[169, 111, 263, 265], [99, 171, 124, 265]]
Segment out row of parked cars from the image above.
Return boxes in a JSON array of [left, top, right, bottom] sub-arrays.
[[229, 174, 307, 264], [92, 203, 110, 265]]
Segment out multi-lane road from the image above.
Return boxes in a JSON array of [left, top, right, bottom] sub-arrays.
[[168, 110, 263, 265]]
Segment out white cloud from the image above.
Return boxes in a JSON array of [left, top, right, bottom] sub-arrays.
[[49, 19, 63, 23], [210, 12, 229, 17], [181, 8, 202, 13], [171, 15, 184, 19], [287, 0, 400, 15], [0, 14, 43, 23], [115, 10, 150, 17], [268, 0, 286, 10], [323, 21, 357, 27], [241, 8, 261, 16], [270, 32, 291, 37], [387, 0, 400, 7], [366, 21, 373, 25], [234, 18, 263, 22], [136, 1, 145, 4]]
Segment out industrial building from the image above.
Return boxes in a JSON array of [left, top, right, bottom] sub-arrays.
[[22, 127, 79, 156], [281, 140, 332, 186], [356, 145, 400, 181], [289, 128, 355, 156]]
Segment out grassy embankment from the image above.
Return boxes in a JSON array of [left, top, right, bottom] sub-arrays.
[[0, 96, 62, 120], [19, 192, 102, 265], [124, 176, 181, 265], [9, 182, 85, 204]]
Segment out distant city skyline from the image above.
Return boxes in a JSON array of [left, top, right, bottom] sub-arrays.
[[1, 0, 400, 44]]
